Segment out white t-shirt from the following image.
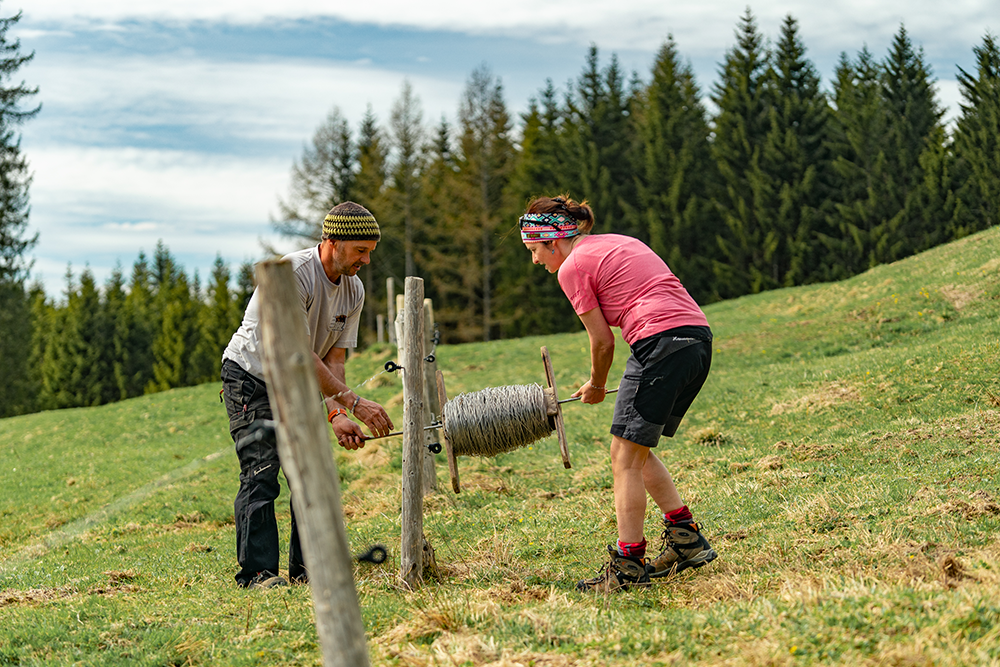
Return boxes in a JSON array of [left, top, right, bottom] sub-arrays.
[[223, 245, 364, 380]]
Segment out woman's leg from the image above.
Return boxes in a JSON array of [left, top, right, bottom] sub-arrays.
[[642, 451, 684, 516], [610, 435, 652, 544]]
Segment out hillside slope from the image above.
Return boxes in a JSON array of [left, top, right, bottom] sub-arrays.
[[1, 226, 998, 667]]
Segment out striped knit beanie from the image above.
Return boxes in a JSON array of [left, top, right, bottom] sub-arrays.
[[322, 202, 381, 241]]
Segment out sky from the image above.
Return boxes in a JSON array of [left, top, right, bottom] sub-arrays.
[[12, 0, 996, 298]]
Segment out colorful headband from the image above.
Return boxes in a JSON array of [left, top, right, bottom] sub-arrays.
[[518, 212, 580, 243]]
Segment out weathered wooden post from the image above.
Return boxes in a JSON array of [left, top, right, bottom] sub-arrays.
[[399, 277, 425, 589], [256, 260, 370, 667], [376, 313, 385, 344], [421, 299, 439, 494]]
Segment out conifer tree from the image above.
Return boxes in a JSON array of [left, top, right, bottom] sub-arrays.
[[881, 25, 946, 259], [824, 48, 890, 278], [38, 271, 73, 408], [273, 106, 356, 245], [711, 8, 772, 296], [147, 243, 198, 393], [455, 64, 514, 341], [192, 254, 237, 383], [101, 265, 127, 403], [235, 261, 255, 313], [0, 7, 40, 417], [388, 80, 425, 279], [355, 105, 390, 340], [0, 276, 33, 415], [41, 268, 107, 408], [633, 36, 720, 303], [498, 80, 580, 338], [115, 253, 156, 398], [752, 15, 832, 288], [420, 117, 481, 342], [952, 33, 1000, 234], [507, 80, 571, 200], [25, 281, 49, 410], [566, 47, 637, 236]]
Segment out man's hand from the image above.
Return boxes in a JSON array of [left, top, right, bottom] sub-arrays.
[[351, 397, 393, 438], [332, 416, 366, 450]]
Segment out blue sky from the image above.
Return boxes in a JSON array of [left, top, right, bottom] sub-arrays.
[[14, 0, 995, 297]]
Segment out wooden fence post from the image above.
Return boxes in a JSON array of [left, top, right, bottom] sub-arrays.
[[421, 299, 439, 494], [256, 260, 370, 667], [376, 313, 385, 344], [400, 277, 425, 589]]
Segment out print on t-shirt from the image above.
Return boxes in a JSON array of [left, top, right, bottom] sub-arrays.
[[329, 314, 348, 332]]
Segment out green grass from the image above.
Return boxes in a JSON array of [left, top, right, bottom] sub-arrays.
[[2, 227, 999, 666]]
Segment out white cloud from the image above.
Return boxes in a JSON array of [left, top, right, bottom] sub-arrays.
[[22, 0, 996, 56], [25, 53, 464, 147], [26, 145, 287, 294]]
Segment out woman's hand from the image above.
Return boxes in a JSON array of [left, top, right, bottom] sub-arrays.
[[572, 379, 608, 404]]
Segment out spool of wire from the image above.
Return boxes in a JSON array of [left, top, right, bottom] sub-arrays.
[[442, 384, 555, 457]]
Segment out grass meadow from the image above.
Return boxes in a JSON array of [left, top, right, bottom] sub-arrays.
[[1, 226, 999, 666]]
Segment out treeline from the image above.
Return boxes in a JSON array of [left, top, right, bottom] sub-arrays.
[[273, 12, 1000, 346], [2, 10, 999, 418], [24, 244, 254, 411]]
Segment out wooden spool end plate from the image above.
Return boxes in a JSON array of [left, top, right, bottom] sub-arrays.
[[436, 370, 460, 494], [540, 346, 571, 469]]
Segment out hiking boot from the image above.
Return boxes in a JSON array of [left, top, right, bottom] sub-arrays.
[[576, 544, 651, 593], [646, 520, 717, 579], [248, 572, 288, 590]]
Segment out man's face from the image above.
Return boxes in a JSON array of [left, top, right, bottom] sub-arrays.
[[328, 239, 377, 277]]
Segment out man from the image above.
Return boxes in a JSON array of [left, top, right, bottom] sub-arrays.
[[220, 201, 394, 589]]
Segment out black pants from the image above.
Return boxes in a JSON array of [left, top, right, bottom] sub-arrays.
[[221, 359, 304, 586]]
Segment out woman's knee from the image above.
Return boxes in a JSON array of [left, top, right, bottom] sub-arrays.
[[610, 436, 650, 473]]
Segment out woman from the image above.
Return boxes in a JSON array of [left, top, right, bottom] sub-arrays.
[[520, 195, 717, 593]]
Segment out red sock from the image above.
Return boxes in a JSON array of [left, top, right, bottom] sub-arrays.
[[665, 505, 693, 525], [617, 538, 646, 559]]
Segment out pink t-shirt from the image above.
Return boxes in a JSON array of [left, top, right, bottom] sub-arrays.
[[557, 234, 709, 345]]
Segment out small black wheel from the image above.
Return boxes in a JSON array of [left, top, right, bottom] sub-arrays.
[[384, 360, 401, 373], [428, 442, 442, 454]]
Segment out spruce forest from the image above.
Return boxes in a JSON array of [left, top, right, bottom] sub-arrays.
[[1, 11, 999, 419]]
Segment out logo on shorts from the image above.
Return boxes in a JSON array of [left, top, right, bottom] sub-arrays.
[[329, 314, 347, 332]]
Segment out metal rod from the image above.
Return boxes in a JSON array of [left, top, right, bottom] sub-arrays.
[[558, 388, 619, 404], [363, 423, 441, 441]]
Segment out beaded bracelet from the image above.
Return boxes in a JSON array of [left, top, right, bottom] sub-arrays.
[[588, 380, 606, 391], [350, 394, 361, 413]]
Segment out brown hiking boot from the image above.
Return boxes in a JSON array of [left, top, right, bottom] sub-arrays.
[[576, 545, 651, 593], [646, 521, 717, 579]]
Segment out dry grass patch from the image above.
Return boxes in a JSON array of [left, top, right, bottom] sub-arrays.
[[773, 439, 842, 461], [690, 426, 727, 446], [938, 284, 980, 311], [927, 489, 1000, 520], [770, 381, 860, 416], [0, 585, 77, 608]]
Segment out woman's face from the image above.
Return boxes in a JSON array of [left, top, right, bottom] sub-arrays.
[[526, 241, 561, 273]]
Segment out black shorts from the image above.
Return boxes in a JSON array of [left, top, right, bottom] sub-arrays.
[[610, 327, 712, 448]]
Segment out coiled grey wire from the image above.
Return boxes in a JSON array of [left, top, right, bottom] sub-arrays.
[[442, 384, 555, 457]]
